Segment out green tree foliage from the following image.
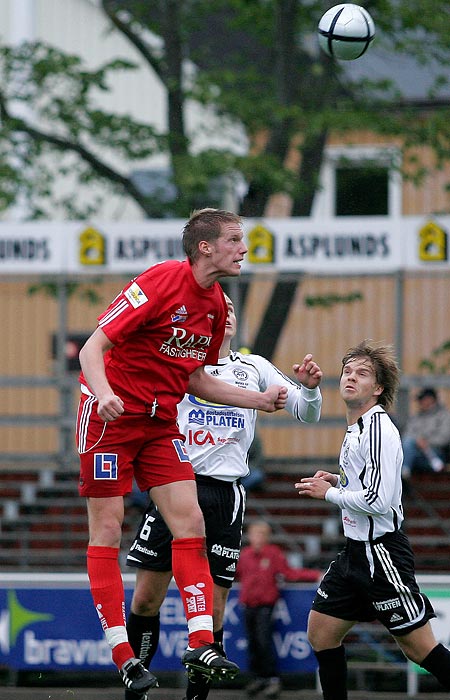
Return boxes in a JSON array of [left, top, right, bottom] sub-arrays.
[[0, 0, 449, 219], [419, 340, 450, 374]]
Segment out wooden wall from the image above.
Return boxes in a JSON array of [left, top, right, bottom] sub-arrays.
[[2, 271, 449, 465]]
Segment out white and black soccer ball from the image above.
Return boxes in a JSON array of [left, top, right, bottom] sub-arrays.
[[318, 3, 375, 61]]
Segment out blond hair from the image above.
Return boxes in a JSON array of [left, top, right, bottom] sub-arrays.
[[182, 208, 242, 262]]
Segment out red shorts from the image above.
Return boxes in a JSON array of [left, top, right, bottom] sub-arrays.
[[76, 393, 195, 497]]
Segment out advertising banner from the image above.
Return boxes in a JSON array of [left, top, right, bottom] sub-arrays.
[[0, 582, 317, 673], [411, 588, 450, 676], [0, 216, 448, 275]]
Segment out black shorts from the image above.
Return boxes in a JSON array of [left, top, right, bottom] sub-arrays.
[[126, 474, 246, 589], [312, 529, 436, 636]]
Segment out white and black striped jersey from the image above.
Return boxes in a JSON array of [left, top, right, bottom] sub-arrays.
[[177, 350, 322, 482], [325, 405, 404, 541]]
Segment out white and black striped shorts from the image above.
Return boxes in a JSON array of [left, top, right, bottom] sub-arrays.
[[312, 529, 436, 636]]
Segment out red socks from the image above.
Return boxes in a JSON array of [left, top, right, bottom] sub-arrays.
[[87, 539, 214, 665], [87, 545, 134, 669], [171, 537, 214, 648]]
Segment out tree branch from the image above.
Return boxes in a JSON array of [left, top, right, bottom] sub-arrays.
[[0, 92, 153, 216], [101, 0, 164, 80]]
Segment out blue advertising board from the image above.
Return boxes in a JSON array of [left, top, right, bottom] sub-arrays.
[[0, 575, 317, 674]]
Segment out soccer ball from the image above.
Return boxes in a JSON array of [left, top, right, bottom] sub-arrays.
[[318, 4, 375, 61]]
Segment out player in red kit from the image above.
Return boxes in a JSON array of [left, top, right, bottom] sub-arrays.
[[76, 209, 288, 695]]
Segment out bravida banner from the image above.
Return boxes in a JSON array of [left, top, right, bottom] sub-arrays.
[[0, 576, 316, 673]]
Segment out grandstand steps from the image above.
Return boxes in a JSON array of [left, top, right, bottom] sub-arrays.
[[0, 467, 449, 573], [0, 470, 140, 571], [245, 470, 450, 572]]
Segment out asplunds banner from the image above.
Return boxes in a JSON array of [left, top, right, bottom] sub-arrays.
[[0, 216, 448, 274], [0, 577, 316, 672]]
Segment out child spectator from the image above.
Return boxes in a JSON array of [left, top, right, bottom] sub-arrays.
[[237, 520, 321, 699]]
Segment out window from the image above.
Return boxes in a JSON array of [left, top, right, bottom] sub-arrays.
[[311, 146, 401, 219], [335, 164, 389, 216]]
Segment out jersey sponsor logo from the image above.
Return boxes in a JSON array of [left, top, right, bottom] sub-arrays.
[[210, 544, 239, 560], [160, 345, 207, 360], [207, 411, 244, 428], [188, 429, 215, 446], [128, 542, 158, 557], [187, 404, 245, 429], [162, 327, 212, 350], [187, 429, 240, 447], [183, 583, 206, 614], [94, 453, 118, 480], [172, 438, 191, 462], [342, 514, 356, 528], [171, 305, 188, 323], [374, 597, 401, 612], [139, 632, 154, 660], [124, 282, 148, 308], [159, 327, 212, 361], [188, 408, 207, 426]]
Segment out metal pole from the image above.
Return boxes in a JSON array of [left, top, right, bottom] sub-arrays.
[[56, 277, 73, 471], [394, 269, 409, 429], [228, 276, 242, 350], [394, 269, 404, 370]]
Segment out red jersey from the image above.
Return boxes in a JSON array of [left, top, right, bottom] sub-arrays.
[[237, 543, 321, 608], [79, 259, 227, 421]]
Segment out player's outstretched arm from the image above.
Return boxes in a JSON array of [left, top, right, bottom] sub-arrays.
[[188, 366, 288, 412], [252, 353, 322, 423]]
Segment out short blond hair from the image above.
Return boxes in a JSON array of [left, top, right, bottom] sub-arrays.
[[182, 208, 242, 262]]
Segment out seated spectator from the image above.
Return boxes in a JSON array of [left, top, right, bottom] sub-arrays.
[[402, 387, 450, 480]]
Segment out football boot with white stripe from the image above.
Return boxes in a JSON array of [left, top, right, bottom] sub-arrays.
[[120, 658, 158, 693], [181, 644, 239, 680]]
